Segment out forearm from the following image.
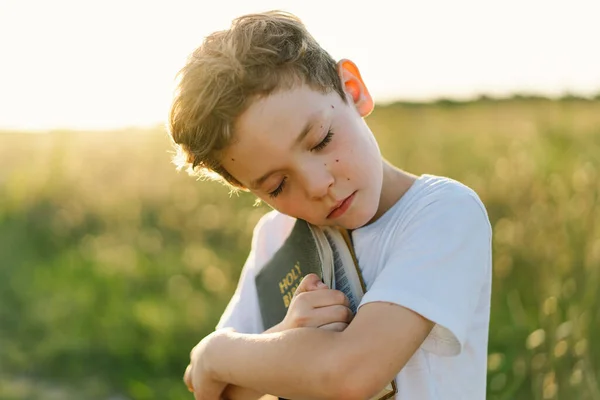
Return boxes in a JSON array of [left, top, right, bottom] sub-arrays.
[[220, 323, 286, 400], [209, 328, 341, 400]]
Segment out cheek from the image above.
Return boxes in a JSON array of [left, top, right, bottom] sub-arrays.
[[334, 115, 370, 155], [331, 135, 380, 183], [270, 202, 313, 222], [330, 126, 362, 162], [260, 193, 306, 218]]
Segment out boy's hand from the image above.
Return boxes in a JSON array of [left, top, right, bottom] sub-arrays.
[[280, 273, 353, 332], [184, 330, 230, 400], [184, 275, 353, 398]]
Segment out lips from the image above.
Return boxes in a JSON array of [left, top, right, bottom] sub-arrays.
[[327, 191, 356, 219]]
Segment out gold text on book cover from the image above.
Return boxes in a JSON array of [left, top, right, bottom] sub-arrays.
[[279, 263, 302, 308]]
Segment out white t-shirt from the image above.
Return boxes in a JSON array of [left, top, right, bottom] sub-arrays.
[[217, 174, 493, 400]]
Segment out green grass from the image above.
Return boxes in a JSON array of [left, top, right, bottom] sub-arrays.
[[1, 97, 599, 399]]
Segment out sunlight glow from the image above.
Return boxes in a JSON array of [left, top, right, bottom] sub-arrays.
[[1, 0, 599, 130]]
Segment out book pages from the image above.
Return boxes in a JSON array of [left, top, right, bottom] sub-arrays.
[[307, 224, 334, 288], [322, 228, 363, 313]]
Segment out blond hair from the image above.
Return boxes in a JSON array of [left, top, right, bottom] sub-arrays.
[[168, 11, 345, 189]]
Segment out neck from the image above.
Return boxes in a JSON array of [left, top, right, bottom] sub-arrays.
[[368, 162, 417, 225]]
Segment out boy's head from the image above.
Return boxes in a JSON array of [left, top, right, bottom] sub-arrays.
[[169, 11, 385, 229]]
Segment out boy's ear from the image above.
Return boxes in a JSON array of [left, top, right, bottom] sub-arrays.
[[336, 59, 374, 117]]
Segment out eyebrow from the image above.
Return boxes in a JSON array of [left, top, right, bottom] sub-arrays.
[[249, 119, 315, 190]]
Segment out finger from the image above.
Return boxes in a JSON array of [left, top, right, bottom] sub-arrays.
[[319, 322, 349, 332], [184, 364, 194, 392], [316, 304, 354, 324], [192, 376, 202, 400], [294, 273, 327, 296], [295, 289, 350, 308], [193, 381, 224, 400], [298, 304, 353, 328]]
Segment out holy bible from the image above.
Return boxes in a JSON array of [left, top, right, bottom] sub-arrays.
[[255, 219, 397, 400]]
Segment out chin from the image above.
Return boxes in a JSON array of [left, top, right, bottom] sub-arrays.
[[354, 194, 380, 227], [334, 193, 377, 229], [340, 208, 376, 230], [351, 213, 376, 229]]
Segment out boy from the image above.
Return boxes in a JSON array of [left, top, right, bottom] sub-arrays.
[[169, 11, 492, 400]]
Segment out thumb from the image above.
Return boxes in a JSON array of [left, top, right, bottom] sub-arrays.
[[294, 273, 327, 296]]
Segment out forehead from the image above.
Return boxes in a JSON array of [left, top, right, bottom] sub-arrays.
[[228, 86, 337, 156]]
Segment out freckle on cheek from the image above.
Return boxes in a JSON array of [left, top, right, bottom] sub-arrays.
[[331, 105, 335, 109], [347, 178, 350, 181], [336, 159, 339, 162]]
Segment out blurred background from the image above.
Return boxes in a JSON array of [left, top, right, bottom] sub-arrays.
[[1, 0, 599, 399]]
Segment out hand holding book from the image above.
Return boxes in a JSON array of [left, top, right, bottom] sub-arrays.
[[187, 220, 395, 400], [277, 273, 354, 333], [218, 274, 354, 400]]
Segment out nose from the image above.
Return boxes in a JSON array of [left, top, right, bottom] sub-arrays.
[[302, 163, 334, 200]]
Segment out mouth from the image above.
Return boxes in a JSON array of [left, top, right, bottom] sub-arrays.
[[327, 191, 357, 219]]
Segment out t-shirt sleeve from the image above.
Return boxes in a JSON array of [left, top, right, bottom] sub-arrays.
[[215, 215, 269, 334], [358, 193, 492, 356]]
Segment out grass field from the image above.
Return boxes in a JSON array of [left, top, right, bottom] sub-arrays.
[[1, 97, 599, 399]]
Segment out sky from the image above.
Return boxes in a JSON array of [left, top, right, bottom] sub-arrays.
[[0, 0, 599, 131]]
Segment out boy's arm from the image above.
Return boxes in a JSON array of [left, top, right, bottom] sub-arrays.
[[219, 322, 307, 400], [197, 303, 433, 400], [219, 323, 285, 400], [217, 275, 351, 400]]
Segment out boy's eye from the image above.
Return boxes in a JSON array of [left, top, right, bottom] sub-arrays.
[[311, 129, 334, 152], [268, 177, 287, 198]]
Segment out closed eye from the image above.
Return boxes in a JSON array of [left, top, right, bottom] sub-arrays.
[[311, 129, 334, 152], [268, 177, 287, 198]]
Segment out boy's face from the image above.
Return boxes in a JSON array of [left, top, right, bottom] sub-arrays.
[[221, 62, 383, 229]]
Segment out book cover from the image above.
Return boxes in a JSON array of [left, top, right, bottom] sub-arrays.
[[255, 218, 333, 330]]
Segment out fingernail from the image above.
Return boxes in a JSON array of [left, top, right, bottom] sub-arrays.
[[317, 281, 327, 288]]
